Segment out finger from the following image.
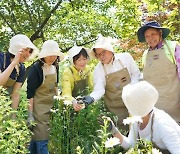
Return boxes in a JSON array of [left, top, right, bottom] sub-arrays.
[[74, 104, 82, 111], [74, 106, 81, 111]]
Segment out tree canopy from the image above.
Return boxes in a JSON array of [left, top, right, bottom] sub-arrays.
[[0, 0, 179, 52]]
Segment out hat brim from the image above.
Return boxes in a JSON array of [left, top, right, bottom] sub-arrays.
[[137, 26, 170, 42], [38, 52, 64, 60]]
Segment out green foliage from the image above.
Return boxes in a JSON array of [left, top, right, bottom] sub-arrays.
[[0, 1, 178, 153], [0, 0, 179, 54], [126, 139, 153, 154], [0, 87, 30, 154], [49, 98, 104, 153]]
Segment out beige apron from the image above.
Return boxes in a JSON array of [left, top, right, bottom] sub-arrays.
[[104, 60, 131, 127], [4, 78, 16, 94], [32, 73, 57, 141], [143, 47, 180, 123], [72, 79, 88, 97], [70, 67, 89, 97], [69, 68, 88, 97]]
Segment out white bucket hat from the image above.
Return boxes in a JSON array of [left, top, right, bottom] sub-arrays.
[[90, 35, 115, 59], [122, 81, 158, 117], [8, 34, 39, 61], [38, 40, 64, 60], [68, 46, 90, 64]]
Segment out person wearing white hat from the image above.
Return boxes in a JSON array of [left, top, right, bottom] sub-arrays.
[[80, 35, 140, 128], [99, 81, 180, 154], [26, 40, 64, 154], [137, 21, 180, 124], [0, 34, 38, 111], [61, 46, 93, 111]]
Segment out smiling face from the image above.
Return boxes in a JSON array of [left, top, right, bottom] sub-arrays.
[[19, 48, 33, 62], [94, 48, 114, 64], [144, 28, 162, 49], [74, 54, 88, 71], [44, 56, 58, 65]]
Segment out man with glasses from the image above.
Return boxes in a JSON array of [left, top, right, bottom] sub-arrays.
[[80, 35, 140, 128]]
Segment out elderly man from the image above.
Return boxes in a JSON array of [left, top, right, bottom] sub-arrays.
[[79, 35, 140, 128]]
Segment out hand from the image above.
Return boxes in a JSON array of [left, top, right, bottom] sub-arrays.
[[97, 115, 118, 135], [82, 96, 94, 107], [12, 51, 22, 65], [72, 99, 84, 111], [27, 111, 34, 130]]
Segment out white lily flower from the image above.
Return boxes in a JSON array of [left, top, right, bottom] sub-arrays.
[[50, 109, 56, 113], [76, 146, 81, 151], [123, 116, 142, 125], [64, 100, 72, 106], [152, 148, 163, 154], [105, 137, 120, 148], [53, 95, 65, 101]]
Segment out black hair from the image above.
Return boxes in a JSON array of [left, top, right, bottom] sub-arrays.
[[29, 48, 33, 54], [73, 48, 89, 63], [9, 52, 15, 58], [39, 57, 60, 67]]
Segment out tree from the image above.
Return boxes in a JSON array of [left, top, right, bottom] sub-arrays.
[[0, 0, 178, 52]]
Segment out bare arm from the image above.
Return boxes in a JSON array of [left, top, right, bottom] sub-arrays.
[[11, 82, 22, 110], [113, 130, 124, 143], [0, 52, 21, 86], [28, 98, 34, 112]]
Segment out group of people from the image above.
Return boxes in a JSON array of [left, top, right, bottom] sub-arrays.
[[0, 21, 179, 153]]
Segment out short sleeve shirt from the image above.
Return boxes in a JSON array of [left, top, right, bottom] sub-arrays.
[[0, 52, 26, 83]]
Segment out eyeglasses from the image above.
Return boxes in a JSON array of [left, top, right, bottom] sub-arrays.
[[95, 50, 106, 58]]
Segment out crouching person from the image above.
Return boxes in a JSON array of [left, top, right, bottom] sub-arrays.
[[99, 81, 180, 154]]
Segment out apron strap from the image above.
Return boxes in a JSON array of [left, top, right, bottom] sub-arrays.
[[69, 67, 76, 82], [69, 67, 89, 81], [164, 40, 176, 64], [118, 59, 125, 68], [137, 110, 154, 140], [151, 111, 155, 140], [103, 59, 125, 75], [3, 52, 6, 69]]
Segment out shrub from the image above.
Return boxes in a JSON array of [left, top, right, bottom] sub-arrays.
[[0, 87, 31, 154]]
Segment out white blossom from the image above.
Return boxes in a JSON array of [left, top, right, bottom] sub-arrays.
[[105, 137, 120, 148], [50, 109, 59, 113], [53, 95, 65, 101], [123, 116, 142, 125], [64, 100, 72, 106], [152, 148, 163, 154]]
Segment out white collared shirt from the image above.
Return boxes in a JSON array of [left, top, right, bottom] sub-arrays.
[[90, 53, 140, 101]]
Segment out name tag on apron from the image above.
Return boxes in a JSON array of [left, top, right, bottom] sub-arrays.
[[153, 54, 159, 60]]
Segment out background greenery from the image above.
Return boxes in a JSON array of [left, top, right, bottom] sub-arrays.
[[0, 0, 179, 52], [0, 0, 179, 153]]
